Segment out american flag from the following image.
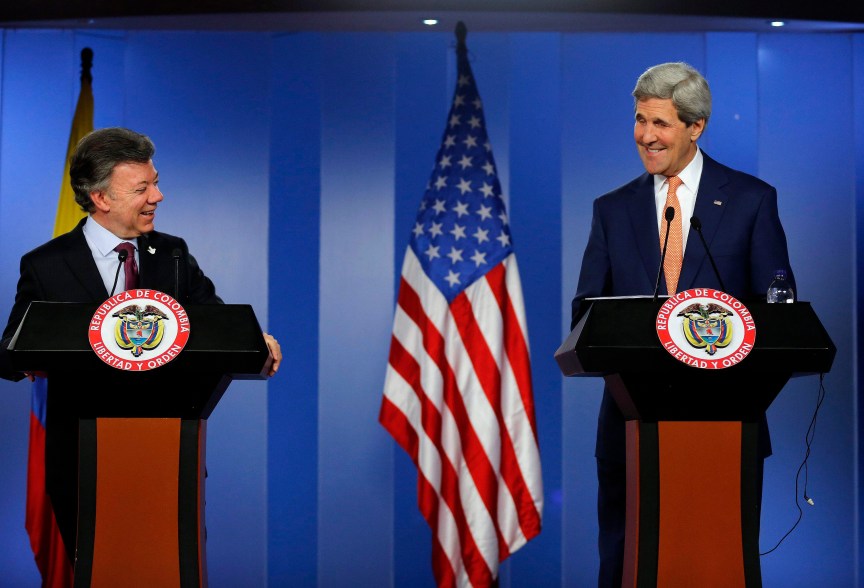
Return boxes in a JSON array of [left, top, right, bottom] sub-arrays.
[[380, 28, 543, 587]]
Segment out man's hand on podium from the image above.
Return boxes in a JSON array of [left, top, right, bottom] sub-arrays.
[[263, 333, 281, 377]]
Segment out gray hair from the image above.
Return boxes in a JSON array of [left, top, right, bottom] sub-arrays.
[[69, 127, 156, 213], [633, 62, 711, 126]]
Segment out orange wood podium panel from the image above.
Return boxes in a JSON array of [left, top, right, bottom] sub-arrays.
[[9, 302, 271, 588], [555, 298, 835, 588]]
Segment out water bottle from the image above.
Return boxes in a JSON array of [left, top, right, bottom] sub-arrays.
[[766, 269, 794, 303]]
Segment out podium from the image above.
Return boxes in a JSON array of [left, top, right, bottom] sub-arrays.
[[555, 297, 835, 587], [9, 301, 272, 588]]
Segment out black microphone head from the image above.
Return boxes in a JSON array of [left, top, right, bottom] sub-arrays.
[[665, 206, 675, 221], [117, 249, 128, 262], [690, 216, 702, 230], [171, 248, 182, 259]]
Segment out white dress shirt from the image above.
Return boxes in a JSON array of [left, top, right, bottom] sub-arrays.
[[82, 216, 139, 295], [654, 146, 703, 253]]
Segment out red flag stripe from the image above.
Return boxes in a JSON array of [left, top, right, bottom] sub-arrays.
[[383, 237, 542, 585], [398, 257, 510, 470], [449, 289, 540, 546], [382, 350, 496, 586], [388, 281, 506, 566], [397, 251, 539, 513], [25, 409, 73, 587], [485, 259, 538, 439], [395, 270, 513, 538], [465, 264, 543, 543], [394, 275, 503, 503], [379, 397, 462, 588]]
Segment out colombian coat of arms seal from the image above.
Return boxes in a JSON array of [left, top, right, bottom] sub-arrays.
[[655, 288, 756, 370], [88, 289, 190, 371]]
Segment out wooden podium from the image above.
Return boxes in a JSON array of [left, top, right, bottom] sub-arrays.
[[555, 297, 835, 588], [9, 301, 272, 588]]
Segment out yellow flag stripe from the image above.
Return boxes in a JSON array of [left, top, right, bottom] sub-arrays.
[[53, 76, 93, 238]]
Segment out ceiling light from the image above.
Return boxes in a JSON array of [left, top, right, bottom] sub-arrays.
[[422, 19, 439, 26]]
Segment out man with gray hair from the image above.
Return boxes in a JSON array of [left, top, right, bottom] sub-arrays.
[[570, 62, 794, 586]]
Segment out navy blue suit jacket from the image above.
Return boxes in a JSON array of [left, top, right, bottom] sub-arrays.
[[571, 152, 794, 461]]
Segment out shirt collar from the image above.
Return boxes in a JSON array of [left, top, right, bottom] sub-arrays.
[[82, 216, 137, 258], [652, 145, 703, 195]]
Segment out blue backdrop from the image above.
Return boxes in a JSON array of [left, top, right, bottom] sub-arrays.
[[0, 24, 860, 587]]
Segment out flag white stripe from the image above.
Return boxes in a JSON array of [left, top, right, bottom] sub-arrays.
[[387, 279, 500, 574]]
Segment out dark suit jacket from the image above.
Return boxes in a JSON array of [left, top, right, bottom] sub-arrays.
[[0, 216, 224, 561], [0, 217, 222, 381], [571, 151, 794, 461]]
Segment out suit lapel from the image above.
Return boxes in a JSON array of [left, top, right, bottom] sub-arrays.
[[137, 233, 160, 290], [625, 173, 663, 291], [679, 153, 729, 290], [64, 222, 110, 300], [137, 232, 173, 294]]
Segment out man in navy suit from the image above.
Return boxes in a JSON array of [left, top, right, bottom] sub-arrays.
[[571, 62, 794, 587], [0, 127, 282, 571]]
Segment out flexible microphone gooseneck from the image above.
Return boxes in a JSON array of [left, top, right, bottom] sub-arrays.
[[653, 206, 675, 301], [109, 249, 128, 297], [690, 216, 727, 292], [171, 248, 182, 300]]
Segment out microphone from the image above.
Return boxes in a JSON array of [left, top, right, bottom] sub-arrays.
[[171, 248, 182, 300], [110, 248, 128, 297], [690, 216, 727, 292], [653, 206, 675, 301]]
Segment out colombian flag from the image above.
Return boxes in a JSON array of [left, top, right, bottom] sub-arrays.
[[25, 47, 93, 586]]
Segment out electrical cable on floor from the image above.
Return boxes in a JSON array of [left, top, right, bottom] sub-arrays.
[[760, 373, 826, 556]]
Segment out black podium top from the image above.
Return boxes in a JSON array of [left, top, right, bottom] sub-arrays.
[[9, 301, 270, 377], [555, 298, 835, 378], [555, 298, 836, 420], [7, 301, 272, 419]]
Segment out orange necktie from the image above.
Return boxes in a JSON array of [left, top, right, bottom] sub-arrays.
[[660, 176, 683, 294]]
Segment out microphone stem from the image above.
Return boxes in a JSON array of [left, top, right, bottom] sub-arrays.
[[697, 229, 727, 292], [653, 220, 672, 302], [110, 254, 125, 297], [172, 249, 182, 300]]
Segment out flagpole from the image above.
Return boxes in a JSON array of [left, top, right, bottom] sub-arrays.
[[52, 47, 94, 238], [455, 20, 467, 52], [81, 47, 93, 84]]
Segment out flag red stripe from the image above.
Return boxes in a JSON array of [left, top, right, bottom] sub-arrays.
[[484, 263, 538, 441], [380, 398, 457, 587], [379, 394, 419, 462], [450, 286, 541, 544], [25, 412, 73, 587], [384, 328, 496, 585], [387, 335, 443, 459], [396, 279, 503, 523], [484, 264, 543, 539]]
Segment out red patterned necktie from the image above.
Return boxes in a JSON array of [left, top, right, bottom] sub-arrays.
[[660, 176, 683, 294], [114, 242, 139, 290]]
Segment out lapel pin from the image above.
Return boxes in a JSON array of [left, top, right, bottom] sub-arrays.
[[148, 246, 156, 254], [713, 200, 723, 206]]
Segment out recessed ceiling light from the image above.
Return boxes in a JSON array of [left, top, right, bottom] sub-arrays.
[[422, 19, 439, 26], [769, 21, 786, 27]]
